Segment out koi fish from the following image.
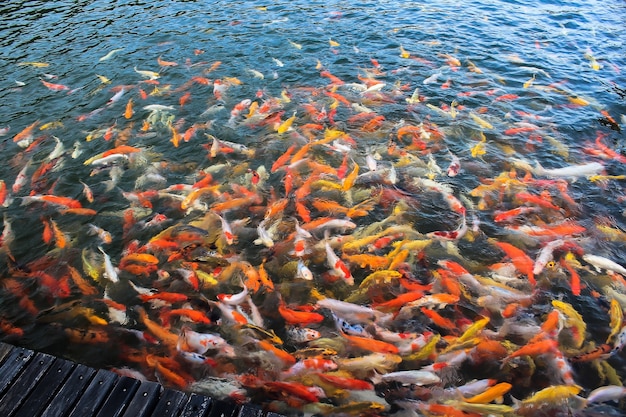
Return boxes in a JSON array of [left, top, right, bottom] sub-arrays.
[[325, 239, 354, 285], [278, 301, 324, 326], [493, 241, 536, 285], [534, 161, 604, 179], [98, 246, 119, 283], [134, 66, 160, 80], [99, 48, 124, 61], [40, 79, 70, 91]]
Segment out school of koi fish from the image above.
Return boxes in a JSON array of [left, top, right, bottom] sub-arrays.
[[1, 35, 626, 417]]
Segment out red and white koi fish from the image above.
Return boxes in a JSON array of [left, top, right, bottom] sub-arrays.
[[228, 99, 251, 126], [217, 213, 235, 245], [286, 326, 321, 343], [427, 216, 468, 241], [282, 357, 337, 377], [107, 87, 126, 105], [217, 281, 248, 305], [325, 238, 354, 285], [12, 160, 31, 193], [447, 153, 461, 176], [213, 79, 227, 100], [178, 326, 228, 354], [291, 221, 312, 257]]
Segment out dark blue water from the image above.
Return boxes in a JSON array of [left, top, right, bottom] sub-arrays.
[[1, 1, 625, 416]]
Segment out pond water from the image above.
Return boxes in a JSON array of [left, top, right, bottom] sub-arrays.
[[1, 1, 625, 416]]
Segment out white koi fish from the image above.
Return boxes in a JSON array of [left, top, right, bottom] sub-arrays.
[[98, 246, 119, 283], [583, 253, 626, 276], [316, 297, 380, 323], [587, 385, 626, 404], [133, 66, 160, 80], [107, 88, 126, 105], [99, 48, 124, 62], [296, 259, 313, 281], [378, 370, 441, 386], [534, 161, 604, 179], [46, 136, 65, 160], [253, 219, 274, 248]]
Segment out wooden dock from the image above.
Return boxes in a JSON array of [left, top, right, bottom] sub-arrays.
[[0, 342, 282, 417]]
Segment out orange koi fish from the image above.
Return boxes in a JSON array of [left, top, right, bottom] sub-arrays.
[[420, 307, 457, 332], [372, 291, 425, 312], [179, 91, 191, 108], [265, 381, 320, 403], [257, 339, 296, 366], [493, 206, 538, 223], [464, 382, 512, 403], [101, 145, 142, 157], [341, 332, 399, 354], [40, 78, 70, 91], [139, 292, 188, 304], [50, 219, 67, 249], [278, 301, 324, 326], [505, 338, 558, 361], [41, 217, 53, 244], [320, 70, 344, 85], [124, 98, 134, 119], [315, 373, 374, 391], [560, 257, 581, 296], [167, 309, 212, 325], [137, 307, 179, 350], [157, 56, 178, 67], [493, 241, 535, 285], [13, 120, 40, 143], [21, 194, 82, 209]]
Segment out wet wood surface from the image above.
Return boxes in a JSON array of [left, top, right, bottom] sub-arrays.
[[0, 342, 275, 417]]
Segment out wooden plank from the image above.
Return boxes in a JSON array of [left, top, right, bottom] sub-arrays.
[[0, 342, 13, 364], [40, 364, 96, 417], [95, 375, 141, 417], [66, 368, 118, 417], [237, 404, 263, 417], [13, 357, 75, 417], [151, 388, 189, 417], [179, 393, 212, 417], [0, 346, 35, 397], [0, 351, 55, 416], [120, 380, 161, 417], [207, 399, 237, 417]]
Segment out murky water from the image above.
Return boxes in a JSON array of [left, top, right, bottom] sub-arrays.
[[1, 1, 625, 416]]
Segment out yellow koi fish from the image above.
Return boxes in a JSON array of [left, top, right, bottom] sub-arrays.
[[469, 112, 493, 129]]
